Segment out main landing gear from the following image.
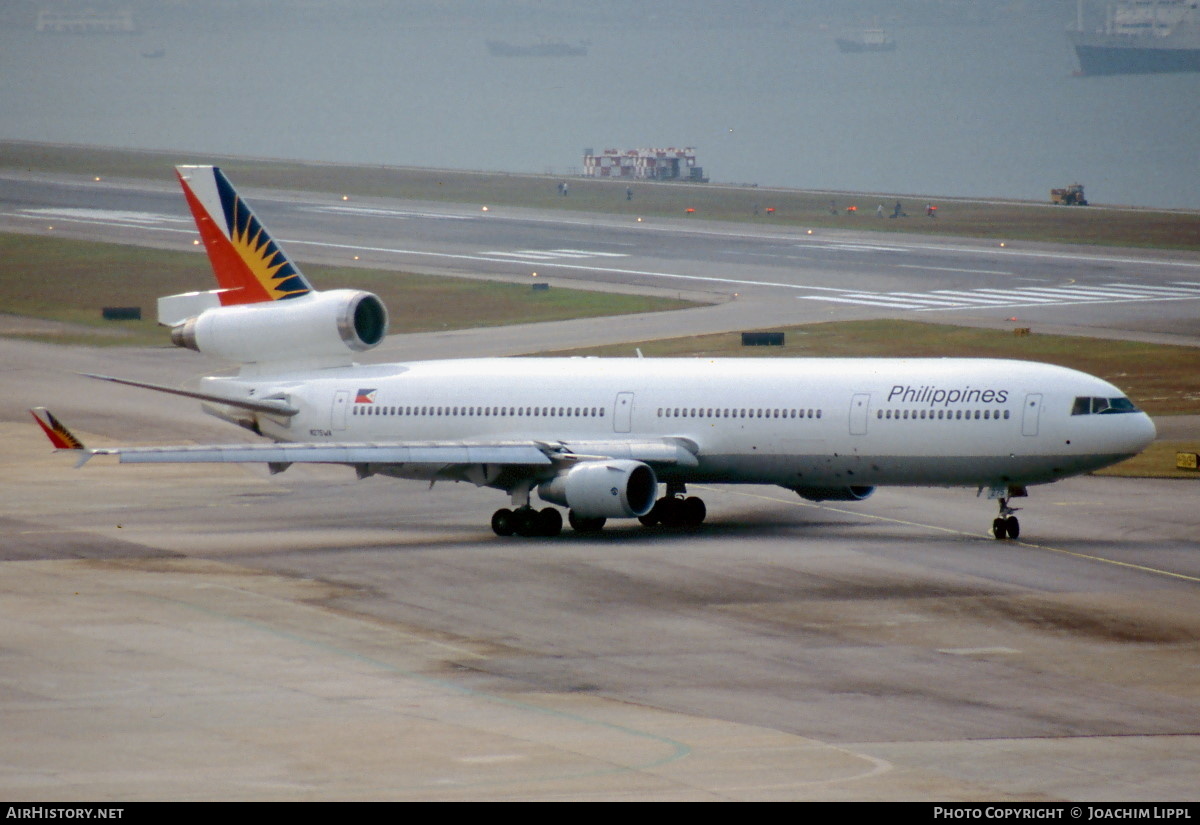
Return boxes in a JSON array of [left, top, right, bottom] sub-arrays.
[[638, 492, 707, 529], [991, 497, 1021, 540], [491, 506, 562, 538], [491, 481, 564, 537], [489, 483, 708, 537]]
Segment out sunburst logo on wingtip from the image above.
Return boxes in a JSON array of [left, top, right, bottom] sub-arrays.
[[31, 408, 84, 450]]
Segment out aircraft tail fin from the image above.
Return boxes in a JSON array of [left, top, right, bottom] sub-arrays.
[[175, 165, 314, 305]]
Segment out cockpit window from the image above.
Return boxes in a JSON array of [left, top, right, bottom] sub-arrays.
[[1071, 396, 1140, 415], [1106, 397, 1138, 414]]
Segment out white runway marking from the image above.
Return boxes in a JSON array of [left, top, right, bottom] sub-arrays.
[[803, 241, 912, 253], [305, 205, 473, 220], [12, 208, 191, 227], [896, 264, 1013, 275], [481, 248, 630, 262], [801, 282, 1200, 311]]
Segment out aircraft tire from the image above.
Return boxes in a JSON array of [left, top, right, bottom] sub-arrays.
[[568, 510, 606, 533], [492, 508, 514, 537], [511, 507, 541, 537], [539, 507, 563, 537], [682, 496, 706, 527], [657, 497, 684, 528], [992, 517, 1008, 540], [1005, 516, 1020, 540], [639, 499, 662, 527]]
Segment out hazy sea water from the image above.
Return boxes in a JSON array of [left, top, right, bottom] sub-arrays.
[[1, 3, 1197, 209]]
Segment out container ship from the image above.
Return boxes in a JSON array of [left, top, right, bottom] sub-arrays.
[[1068, 0, 1200, 75], [486, 39, 587, 58]]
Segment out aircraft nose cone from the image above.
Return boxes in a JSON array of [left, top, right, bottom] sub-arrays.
[[1127, 413, 1157, 453], [1140, 413, 1157, 445]]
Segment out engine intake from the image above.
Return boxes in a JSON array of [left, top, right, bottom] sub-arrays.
[[538, 460, 658, 518], [171, 290, 388, 364]]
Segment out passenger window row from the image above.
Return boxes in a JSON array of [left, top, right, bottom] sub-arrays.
[[353, 404, 606, 418], [657, 407, 822, 420], [877, 408, 1011, 421]]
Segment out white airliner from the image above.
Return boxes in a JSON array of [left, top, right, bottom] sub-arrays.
[[32, 166, 1157, 540]]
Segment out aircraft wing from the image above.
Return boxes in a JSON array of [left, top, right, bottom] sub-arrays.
[[31, 409, 698, 475], [87, 442, 554, 467]]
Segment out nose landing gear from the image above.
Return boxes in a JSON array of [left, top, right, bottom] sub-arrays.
[[991, 497, 1021, 540], [982, 485, 1026, 541]]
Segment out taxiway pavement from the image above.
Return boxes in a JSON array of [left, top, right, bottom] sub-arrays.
[[1, 174, 1198, 801]]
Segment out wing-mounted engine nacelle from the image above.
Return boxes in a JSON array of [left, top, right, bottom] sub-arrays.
[[792, 485, 876, 502], [538, 459, 658, 519], [170, 289, 388, 364]]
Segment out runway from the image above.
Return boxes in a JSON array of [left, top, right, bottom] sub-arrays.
[[1, 171, 1198, 800], [4, 170, 1200, 346]]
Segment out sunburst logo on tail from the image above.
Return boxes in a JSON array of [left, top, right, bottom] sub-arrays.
[[177, 166, 314, 305], [217, 173, 312, 301]]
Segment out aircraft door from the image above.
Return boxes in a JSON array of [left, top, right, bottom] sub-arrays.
[[1021, 393, 1042, 437], [331, 389, 350, 431], [614, 392, 634, 433], [849, 393, 871, 435]]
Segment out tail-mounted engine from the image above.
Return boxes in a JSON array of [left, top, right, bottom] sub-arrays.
[[169, 289, 388, 365], [538, 459, 658, 519]]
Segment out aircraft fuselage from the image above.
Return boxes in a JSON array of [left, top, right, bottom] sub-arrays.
[[223, 355, 1155, 492]]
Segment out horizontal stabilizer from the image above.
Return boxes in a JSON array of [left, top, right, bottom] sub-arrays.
[[82, 373, 299, 417], [157, 289, 226, 327]]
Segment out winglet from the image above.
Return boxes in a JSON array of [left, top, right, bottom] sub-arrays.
[[30, 408, 93, 467]]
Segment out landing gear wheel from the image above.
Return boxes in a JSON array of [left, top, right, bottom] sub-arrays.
[[638, 502, 661, 527], [681, 496, 706, 527], [991, 496, 1022, 541], [568, 510, 606, 533], [1004, 515, 1019, 540], [657, 497, 684, 528], [538, 507, 563, 537], [649, 496, 707, 528], [511, 507, 540, 537], [491, 508, 514, 537], [992, 517, 1008, 540]]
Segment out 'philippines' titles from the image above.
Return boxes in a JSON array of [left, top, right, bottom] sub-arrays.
[[888, 384, 1010, 407]]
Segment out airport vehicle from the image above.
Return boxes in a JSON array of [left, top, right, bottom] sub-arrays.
[[1051, 184, 1089, 206], [32, 167, 1157, 540]]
